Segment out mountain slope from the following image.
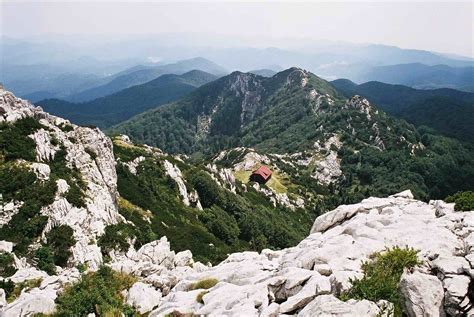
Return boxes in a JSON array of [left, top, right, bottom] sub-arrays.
[[67, 57, 227, 102], [331, 79, 474, 144], [37, 70, 217, 128], [111, 68, 474, 200]]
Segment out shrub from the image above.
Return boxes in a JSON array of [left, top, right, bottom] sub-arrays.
[[340, 246, 421, 317], [54, 266, 137, 316], [46, 225, 76, 267], [0, 252, 17, 277], [445, 191, 474, 211], [200, 206, 240, 244], [188, 278, 219, 290], [58, 123, 74, 132], [35, 246, 56, 275], [0, 117, 44, 161], [97, 223, 135, 255]]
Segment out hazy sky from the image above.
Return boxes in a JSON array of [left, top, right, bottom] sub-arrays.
[[1, 0, 473, 57]]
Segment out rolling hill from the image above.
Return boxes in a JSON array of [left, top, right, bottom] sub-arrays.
[[37, 70, 218, 128]]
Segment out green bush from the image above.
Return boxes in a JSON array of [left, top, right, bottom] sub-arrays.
[[97, 223, 135, 255], [200, 206, 240, 244], [0, 252, 17, 277], [445, 191, 474, 211], [35, 246, 56, 275], [0, 117, 44, 161], [46, 225, 76, 267], [189, 278, 219, 290], [54, 266, 137, 316], [341, 246, 421, 317]]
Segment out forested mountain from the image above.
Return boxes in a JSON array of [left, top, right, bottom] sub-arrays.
[[66, 57, 227, 102], [37, 70, 217, 128], [331, 79, 474, 144], [111, 68, 474, 201]]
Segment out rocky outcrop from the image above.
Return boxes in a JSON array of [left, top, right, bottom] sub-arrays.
[[163, 160, 203, 209], [0, 89, 123, 270], [142, 190, 473, 316]]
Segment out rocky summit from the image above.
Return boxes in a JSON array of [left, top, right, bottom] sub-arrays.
[[0, 89, 473, 316]]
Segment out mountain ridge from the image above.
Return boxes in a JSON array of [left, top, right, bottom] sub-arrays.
[[37, 70, 218, 128]]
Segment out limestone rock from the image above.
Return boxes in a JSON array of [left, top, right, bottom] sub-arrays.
[[0, 240, 13, 253], [399, 270, 445, 317], [2, 292, 56, 317], [297, 294, 380, 317], [0, 289, 6, 309], [30, 162, 51, 180], [126, 282, 162, 314]]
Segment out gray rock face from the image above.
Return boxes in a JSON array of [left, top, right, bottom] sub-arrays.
[[399, 270, 445, 317], [126, 282, 162, 314]]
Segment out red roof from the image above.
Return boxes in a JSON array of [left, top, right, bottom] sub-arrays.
[[252, 166, 272, 181]]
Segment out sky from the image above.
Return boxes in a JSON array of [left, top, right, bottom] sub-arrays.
[[1, 0, 473, 57]]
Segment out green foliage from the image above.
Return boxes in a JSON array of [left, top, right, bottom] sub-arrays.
[[0, 252, 17, 278], [58, 122, 74, 132], [5, 278, 42, 303], [98, 223, 135, 255], [0, 117, 44, 161], [49, 146, 87, 208], [189, 278, 219, 290], [76, 263, 88, 273], [445, 191, 474, 211], [112, 140, 313, 263], [200, 206, 240, 244], [0, 280, 15, 298], [117, 198, 156, 248], [46, 225, 76, 267], [54, 266, 137, 316], [35, 246, 56, 275], [0, 164, 56, 255], [341, 246, 421, 316]]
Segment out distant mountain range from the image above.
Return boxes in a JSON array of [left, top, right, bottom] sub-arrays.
[[37, 70, 217, 128], [1, 57, 226, 103], [66, 57, 227, 102], [331, 79, 474, 144], [349, 63, 474, 92], [3, 36, 474, 101]]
